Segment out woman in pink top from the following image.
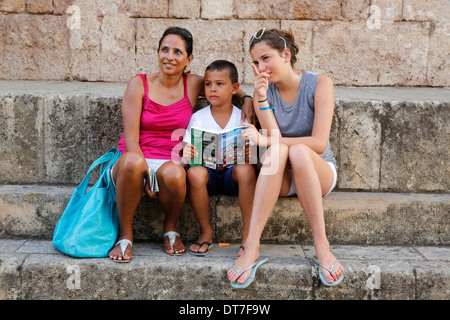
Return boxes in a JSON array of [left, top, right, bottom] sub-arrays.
[[109, 27, 254, 261]]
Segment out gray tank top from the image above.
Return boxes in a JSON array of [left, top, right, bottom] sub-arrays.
[[267, 71, 336, 167]]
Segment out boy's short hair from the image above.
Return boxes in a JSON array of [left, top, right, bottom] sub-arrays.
[[205, 60, 239, 84]]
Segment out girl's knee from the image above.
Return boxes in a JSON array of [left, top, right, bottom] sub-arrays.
[[289, 144, 313, 169]]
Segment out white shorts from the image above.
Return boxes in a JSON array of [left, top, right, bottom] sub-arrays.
[[109, 158, 171, 190], [287, 162, 337, 197]]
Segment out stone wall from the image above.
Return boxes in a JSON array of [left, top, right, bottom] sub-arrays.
[[1, 0, 449, 86]]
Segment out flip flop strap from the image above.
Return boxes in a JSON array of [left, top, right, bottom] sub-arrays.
[[115, 239, 132, 257], [233, 261, 258, 277], [317, 259, 338, 276], [164, 231, 180, 250]]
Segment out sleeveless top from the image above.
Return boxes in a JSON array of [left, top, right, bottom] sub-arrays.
[[117, 73, 193, 160], [267, 71, 336, 167]]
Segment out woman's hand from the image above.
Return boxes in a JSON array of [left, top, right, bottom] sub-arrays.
[[144, 170, 158, 199], [252, 64, 270, 101]]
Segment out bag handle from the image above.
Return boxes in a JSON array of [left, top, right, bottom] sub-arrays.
[[76, 148, 121, 196]]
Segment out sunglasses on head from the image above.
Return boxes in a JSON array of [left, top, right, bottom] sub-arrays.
[[167, 27, 192, 39], [249, 28, 287, 49]]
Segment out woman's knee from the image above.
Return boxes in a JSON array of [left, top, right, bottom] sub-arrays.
[[157, 162, 186, 188], [116, 152, 147, 178]]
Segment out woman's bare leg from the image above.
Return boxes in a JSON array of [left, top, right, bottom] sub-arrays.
[[157, 161, 187, 255], [109, 152, 147, 261]]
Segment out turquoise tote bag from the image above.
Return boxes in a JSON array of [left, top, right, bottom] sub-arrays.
[[53, 147, 121, 258]]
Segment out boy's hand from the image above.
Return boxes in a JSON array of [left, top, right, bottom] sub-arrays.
[[182, 143, 198, 164]]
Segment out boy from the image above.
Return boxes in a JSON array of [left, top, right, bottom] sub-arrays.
[[182, 60, 256, 256]]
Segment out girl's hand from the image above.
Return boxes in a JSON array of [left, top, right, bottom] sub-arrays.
[[241, 122, 268, 147], [252, 63, 270, 101]]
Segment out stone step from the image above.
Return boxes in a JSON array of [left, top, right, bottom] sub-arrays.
[[1, 238, 448, 300], [0, 185, 448, 246], [1, 81, 449, 192]]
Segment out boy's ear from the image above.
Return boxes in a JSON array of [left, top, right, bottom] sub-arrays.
[[232, 82, 240, 94]]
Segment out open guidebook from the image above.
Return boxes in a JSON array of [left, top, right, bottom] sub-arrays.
[[190, 126, 247, 170], [148, 168, 159, 192]]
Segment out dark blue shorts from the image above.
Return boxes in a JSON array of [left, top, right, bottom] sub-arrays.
[[205, 165, 238, 196]]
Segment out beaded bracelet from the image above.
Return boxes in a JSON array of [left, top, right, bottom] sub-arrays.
[[240, 95, 253, 104]]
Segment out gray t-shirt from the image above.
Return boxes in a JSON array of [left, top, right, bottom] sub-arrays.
[[267, 71, 336, 167]]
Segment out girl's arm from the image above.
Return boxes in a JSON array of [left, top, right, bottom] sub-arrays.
[[277, 74, 334, 154]]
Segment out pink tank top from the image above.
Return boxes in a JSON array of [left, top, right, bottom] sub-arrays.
[[117, 73, 193, 160]]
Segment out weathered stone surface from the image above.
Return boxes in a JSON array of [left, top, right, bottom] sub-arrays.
[[201, 0, 234, 20], [26, 0, 53, 14], [338, 101, 382, 190], [1, 83, 448, 190], [427, 22, 450, 86], [379, 101, 450, 191], [169, 0, 200, 19], [0, 0, 25, 12], [0, 94, 45, 184], [0, 15, 68, 80], [403, 0, 450, 22], [312, 21, 431, 86], [2, 239, 448, 300], [280, 20, 314, 73], [216, 192, 450, 245]]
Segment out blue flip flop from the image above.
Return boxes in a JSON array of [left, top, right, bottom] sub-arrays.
[[230, 257, 269, 289], [313, 255, 344, 287]]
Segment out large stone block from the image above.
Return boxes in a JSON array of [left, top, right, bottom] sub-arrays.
[[43, 95, 89, 184], [0, 14, 68, 80], [98, 16, 136, 82], [0, 94, 45, 184], [403, 0, 450, 22], [201, 0, 234, 20], [0, 0, 25, 12], [67, 13, 102, 81], [379, 101, 450, 191], [169, 0, 200, 19], [427, 22, 450, 86], [280, 20, 314, 73], [312, 21, 431, 86], [235, 0, 341, 20], [338, 101, 382, 190]]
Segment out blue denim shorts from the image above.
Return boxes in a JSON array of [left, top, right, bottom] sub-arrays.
[[203, 165, 238, 196]]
